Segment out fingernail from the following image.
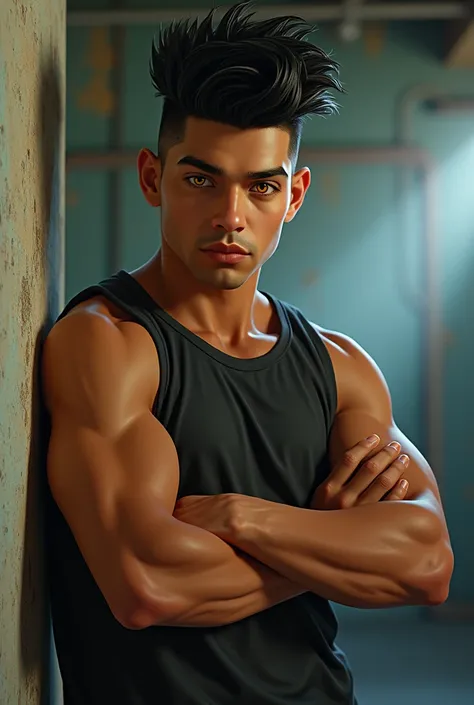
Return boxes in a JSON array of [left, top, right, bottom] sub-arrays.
[[399, 454, 409, 465], [366, 434, 379, 444], [388, 441, 401, 451], [400, 479, 409, 490]]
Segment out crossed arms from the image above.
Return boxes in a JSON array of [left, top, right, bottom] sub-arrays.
[[43, 307, 453, 630]]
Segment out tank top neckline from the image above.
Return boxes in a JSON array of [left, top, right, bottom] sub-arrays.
[[116, 270, 292, 372]]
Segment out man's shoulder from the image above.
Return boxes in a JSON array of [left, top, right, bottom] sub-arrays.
[[50, 294, 153, 348], [46, 298, 125, 356], [43, 297, 159, 391], [261, 294, 385, 395], [58, 293, 131, 326], [309, 324, 361, 360], [304, 324, 389, 413]]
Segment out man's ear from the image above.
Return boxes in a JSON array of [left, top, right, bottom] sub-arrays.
[[285, 167, 311, 223], [137, 148, 162, 207]]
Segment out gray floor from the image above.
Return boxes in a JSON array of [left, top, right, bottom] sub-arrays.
[[336, 618, 474, 705]]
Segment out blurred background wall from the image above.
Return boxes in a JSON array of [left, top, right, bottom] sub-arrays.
[[63, 1, 474, 702]]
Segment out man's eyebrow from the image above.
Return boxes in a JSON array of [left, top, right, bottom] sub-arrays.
[[177, 156, 289, 180]]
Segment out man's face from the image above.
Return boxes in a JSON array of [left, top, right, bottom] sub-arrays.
[[139, 117, 311, 290]]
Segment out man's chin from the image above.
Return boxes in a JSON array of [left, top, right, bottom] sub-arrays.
[[195, 267, 250, 291]]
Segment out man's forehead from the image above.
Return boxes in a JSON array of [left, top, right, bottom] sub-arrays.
[[174, 119, 292, 171]]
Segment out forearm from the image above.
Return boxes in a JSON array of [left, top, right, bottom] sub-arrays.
[[128, 510, 304, 627], [167, 551, 305, 627], [230, 498, 451, 609]]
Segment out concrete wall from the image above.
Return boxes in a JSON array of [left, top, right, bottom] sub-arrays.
[[0, 1, 65, 703]]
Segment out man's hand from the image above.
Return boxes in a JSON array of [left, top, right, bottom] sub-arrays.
[[312, 434, 410, 510], [174, 493, 258, 543]]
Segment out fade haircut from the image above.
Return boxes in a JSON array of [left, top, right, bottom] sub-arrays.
[[149, 1, 342, 168]]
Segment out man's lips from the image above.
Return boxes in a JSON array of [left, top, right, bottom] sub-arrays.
[[200, 243, 251, 264], [201, 242, 250, 255]]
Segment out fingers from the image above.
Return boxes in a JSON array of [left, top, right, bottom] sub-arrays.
[[329, 434, 382, 489], [350, 446, 410, 501], [383, 477, 409, 501]]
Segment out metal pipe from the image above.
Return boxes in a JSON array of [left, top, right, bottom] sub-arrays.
[[396, 85, 474, 142], [67, 3, 468, 27], [426, 97, 474, 112], [66, 145, 431, 171]]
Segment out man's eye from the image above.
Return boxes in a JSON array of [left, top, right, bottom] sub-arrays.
[[187, 176, 212, 188], [251, 183, 277, 195]]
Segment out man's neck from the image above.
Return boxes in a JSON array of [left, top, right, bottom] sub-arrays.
[[131, 250, 269, 345]]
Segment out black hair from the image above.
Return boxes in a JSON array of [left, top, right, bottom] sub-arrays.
[[149, 2, 342, 166]]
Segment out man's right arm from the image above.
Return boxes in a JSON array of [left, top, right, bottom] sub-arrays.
[[43, 306, 303, 630]]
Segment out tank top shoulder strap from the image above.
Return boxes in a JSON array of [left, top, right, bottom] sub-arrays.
[[57, 271, 170, 413], [265, 294, 338, 423]]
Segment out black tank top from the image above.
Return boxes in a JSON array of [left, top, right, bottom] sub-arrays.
[[46, 270, 356, 705]]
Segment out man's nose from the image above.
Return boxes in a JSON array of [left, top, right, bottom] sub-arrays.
[[211, 185, 246, 233]]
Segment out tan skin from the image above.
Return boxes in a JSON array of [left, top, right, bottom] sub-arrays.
[[43, 117, 453, 630]]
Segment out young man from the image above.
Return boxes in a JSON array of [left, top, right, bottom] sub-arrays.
[[43, 3, 453, 704]]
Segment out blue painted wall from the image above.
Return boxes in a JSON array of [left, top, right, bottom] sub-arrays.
[[66, 1, 474, 610]]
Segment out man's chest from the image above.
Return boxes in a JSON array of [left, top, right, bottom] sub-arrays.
[[164, 374, 332, 506]]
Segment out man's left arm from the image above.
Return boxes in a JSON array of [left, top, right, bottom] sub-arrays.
[[177, 331, 454, 609]]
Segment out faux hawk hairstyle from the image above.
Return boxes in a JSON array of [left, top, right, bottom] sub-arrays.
[[149, 1, 343, 167]]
